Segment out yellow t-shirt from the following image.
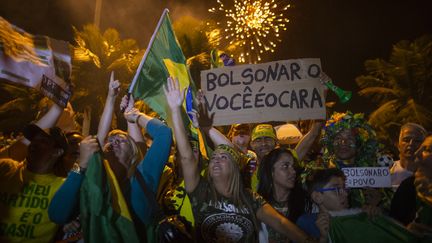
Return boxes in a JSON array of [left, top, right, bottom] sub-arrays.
[[0, 159, 65, 243]]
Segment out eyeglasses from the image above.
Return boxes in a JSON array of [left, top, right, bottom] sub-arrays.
[[315, 187, 349, 196], [108, 135, 128, 145]]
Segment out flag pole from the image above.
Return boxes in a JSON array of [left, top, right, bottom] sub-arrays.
[[128, 8, 170, 93]]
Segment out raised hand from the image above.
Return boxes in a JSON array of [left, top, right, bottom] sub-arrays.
[[316, 209, 330, 242], [163, 76, 185, 109], [78, 135, 100, 169], [124, 107, 141, 124], [82, 106, 91, 136], [187, 109, 200, 128], [197, 103, 215, 130], [108, 71, 121, 97], [196, 89, 205, 105], [120, 94, 134, 114]]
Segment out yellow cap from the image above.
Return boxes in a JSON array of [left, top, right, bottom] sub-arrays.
[[251, 124, 276, 142]]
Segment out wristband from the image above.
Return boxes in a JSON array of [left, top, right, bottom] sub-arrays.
[[71, 165, 86, 175], [135, 114, 142, 124]]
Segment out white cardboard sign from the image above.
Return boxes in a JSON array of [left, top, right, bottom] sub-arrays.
[[200, 58, 326, 126], [342, 167, 391, 188]]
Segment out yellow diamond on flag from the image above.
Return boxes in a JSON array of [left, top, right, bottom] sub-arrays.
[[163, 58, 190, 89]]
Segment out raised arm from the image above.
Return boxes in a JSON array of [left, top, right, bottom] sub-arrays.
[[0, 101, 64, 160], [124, 106, 172, 224], [189, 104, 233, 148], [48, 135, 100, 224], [97, 71, 120, 145], [81, 106, 91, 137], [295, 121, 323, 162], [164, 77, 199, 193], [208, 127, 233, 146], [35, 102, 64, 130], [293, 72, 330, 161], [121, 95, 145, 145]]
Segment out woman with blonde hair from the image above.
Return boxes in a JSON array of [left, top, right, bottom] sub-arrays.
[[165, 77, 312, 243], [49, 73, 172, 242]]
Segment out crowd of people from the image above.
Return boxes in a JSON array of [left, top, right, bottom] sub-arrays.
[[0, 71, 431, 243]]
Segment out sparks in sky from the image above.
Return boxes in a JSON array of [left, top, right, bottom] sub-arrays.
[[208, 0, 290, 63]]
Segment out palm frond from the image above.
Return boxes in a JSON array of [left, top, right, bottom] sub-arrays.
[[399, 99, 432, 127], [357, 35, 432, 143], [368, 99, 400, 127], [0, 97, 33, 114], [186, 52, 210, 67], [358, 87, 401, 104], [355, 75, 388, 89], [358, 87, 400, 96]]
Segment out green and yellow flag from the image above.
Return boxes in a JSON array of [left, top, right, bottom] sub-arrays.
[[329, 211, 418, 243], [129, 8, 192, 121], [129, 8, 211, 161], [80, 153, 140, 243]]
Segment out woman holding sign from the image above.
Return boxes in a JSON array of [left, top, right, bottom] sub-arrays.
[[164, 76, 314, 243]]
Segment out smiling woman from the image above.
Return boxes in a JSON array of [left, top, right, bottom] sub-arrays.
[[165, 76, 313, 243]]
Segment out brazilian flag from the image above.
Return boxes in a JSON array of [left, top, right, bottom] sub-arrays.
[[329, 211, 418, 243], [129, 8, 193, 121], [129, 8, 210, 160], [80, 153, 140, 243]]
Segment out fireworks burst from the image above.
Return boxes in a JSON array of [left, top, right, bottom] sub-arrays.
[[208, 0, 290, 63]]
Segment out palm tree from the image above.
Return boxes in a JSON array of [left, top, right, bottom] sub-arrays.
[[356, 35, 432, 145], [71, 24, 145, 133], [0, 83, 43, 133], [172, 16, 214, 88]]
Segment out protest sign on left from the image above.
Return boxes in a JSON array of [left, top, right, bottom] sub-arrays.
[[0, 17, 71, 107]]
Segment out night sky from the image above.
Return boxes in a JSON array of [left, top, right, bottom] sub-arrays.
[[1, 0, 431, 115]]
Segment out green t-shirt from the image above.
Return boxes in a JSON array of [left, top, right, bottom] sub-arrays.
[[188, 176, 266, 243]]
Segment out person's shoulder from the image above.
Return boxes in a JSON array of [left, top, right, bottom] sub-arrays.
[[390, 160, 401, 172]]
